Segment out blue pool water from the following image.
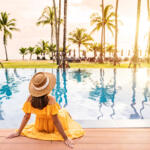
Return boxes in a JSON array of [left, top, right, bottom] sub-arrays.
[[0, 68, 150, 128]]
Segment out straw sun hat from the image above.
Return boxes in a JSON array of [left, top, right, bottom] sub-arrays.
[[29, 72, 56, 97]]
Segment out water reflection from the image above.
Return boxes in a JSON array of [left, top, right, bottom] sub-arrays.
[[69, 69, 91, 82], [89, 69, 117, 119], [0, 69, 21, 120], [0, 102, 4, 120], [0, 69, 19, 100], [52, 69, 68, 108], [140, 69, 150, 119], [13, 69, 35, 82], [0, 68, 150, 122], [130, 68, 140, 119]]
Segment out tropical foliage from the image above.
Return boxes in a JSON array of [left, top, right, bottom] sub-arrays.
[[37, 6, 55, 44], [90, 4, 115, 61], [28, 47, 34, 60], [19, 48, 27, 60], [68, 28, 93, 58], [88, 43, 102, 58], [0, 12, 19, 61]]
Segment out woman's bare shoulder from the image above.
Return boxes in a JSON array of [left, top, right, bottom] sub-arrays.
[[48, 95, 56, 105]]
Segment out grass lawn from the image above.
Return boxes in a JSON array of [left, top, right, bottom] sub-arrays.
[[0, 60, 150, 68]]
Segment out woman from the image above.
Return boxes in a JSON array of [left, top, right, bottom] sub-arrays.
[[7, 72, 84, 148]]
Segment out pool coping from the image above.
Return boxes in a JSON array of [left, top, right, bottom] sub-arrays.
[[76, 120, 150, 128], [1, 120, 150, 129]]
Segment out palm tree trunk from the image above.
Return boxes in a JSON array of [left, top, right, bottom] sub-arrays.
[[103, 25, 106, 59], [100, 29, 103, 62], [74, 49, 76, 60], [0, 62, 4, 68], [23, 55, 24, 60], [78, 44, 81, 58], [30, 54, 32, 60], [51, 23, 54, 44], [4, 44, 8, 61], [3, 35, 8, 61], [63, 0, 67, 69], [134, 0, 141, 68], [58, 0, 61, 62], [147, 0, 150, 63], [53, 0, 60, 65], [114, 0, 119, 66], [100, 0, 104, 63]]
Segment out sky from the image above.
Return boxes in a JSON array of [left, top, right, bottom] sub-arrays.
[[0, 0, 149, 60]]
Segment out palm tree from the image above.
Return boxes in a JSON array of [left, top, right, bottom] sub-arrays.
[[114, 0, 119, 66], [47, 43, 56, 60], [37, 6, 55, 44], [19, 48, 27, 60], [90, 5, 115, 61], [88, 43, 102, 59], [37, 40, 49, 59], [28, 47, 34, 60], [147, 0, 150, 63], [106, 44, 115, 57], [63, 0, 68, 68], [53, 0, 60, 65], [101, 0, 104, 61], [0, 12, 19, 61], [133, 0, 141, 67], [34, 47, 41, 60], [68, 28, 93, 58], [0, 23, 3, 67], [58, 0, 62, 58]]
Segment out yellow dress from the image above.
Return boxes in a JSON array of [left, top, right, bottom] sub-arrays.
[[20, 101, 84, 141]]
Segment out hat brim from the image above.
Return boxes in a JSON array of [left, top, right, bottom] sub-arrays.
[[29, 72, 56, 97]]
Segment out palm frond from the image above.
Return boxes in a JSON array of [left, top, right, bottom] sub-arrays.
[[104, 5, 113, 18], [106, 24, 114, 36]]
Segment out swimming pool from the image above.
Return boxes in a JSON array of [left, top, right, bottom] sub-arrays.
[[0, 68, 150, 128]]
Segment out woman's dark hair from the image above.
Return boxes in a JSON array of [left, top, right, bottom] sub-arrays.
[[31, 95, 49, 110]]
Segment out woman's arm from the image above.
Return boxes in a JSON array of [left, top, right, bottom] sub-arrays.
[[7, 113, 31, 138], [52, 114, 74, 148], [52, 114, 68, 140]]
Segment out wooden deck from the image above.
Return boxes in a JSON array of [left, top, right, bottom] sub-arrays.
[[1, 128, 150, 150]]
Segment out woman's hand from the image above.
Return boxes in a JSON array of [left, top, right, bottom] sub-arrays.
[[64, 138, 74, 148], [7, 132, 20, 139]]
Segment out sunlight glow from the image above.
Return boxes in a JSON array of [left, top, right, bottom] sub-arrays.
[[138, 12, 149, 52], [72, 0, 83, 4]]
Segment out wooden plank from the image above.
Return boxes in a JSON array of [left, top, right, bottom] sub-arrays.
[[1, 129, 150, 150]]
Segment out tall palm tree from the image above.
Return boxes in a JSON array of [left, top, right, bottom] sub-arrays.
[[0, 12, 19, 61], [63, 0, 67, 68], [114, 0, 119, 66], [147, 0, 150, 63], [28, 47, 34, 60], [133, 0, 141, 68], [58, 0, 62, 58], [37, 6, 55, 44], [53, 0, 60, 65], [19, 48, 27, 60], [0, 23, 3, 67], [101, 0, 104, 61], [90, 5, 115, 62], [68, 28, 93, 58]]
